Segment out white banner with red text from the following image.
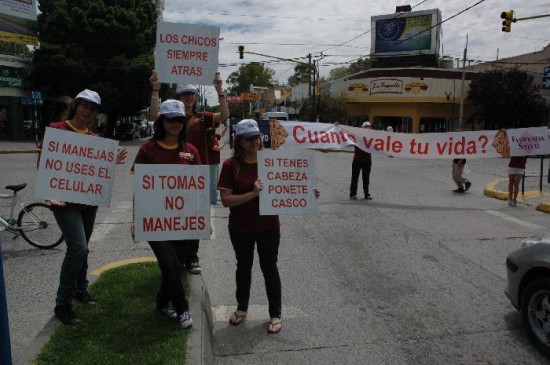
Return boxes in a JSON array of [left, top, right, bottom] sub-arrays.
[[258, 120, 550, 158]]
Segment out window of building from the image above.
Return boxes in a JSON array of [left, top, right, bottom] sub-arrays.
[[419, 117, 446, 133], [373, 116, 412, 133]]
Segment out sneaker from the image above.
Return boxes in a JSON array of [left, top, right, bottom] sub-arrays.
[[74, 291, 97, 305], [54, 304, 81, 325], [453, 187, 465, 193], [158, 307, 178, 319], [350, 195, 357, 200], [179, 311, 193, 329], [508, 199, 514, 206], [365, 194, 372, 200], [187, 262, 202, 275], [512, 200, 517, 207], [464, 181, 471, 192]]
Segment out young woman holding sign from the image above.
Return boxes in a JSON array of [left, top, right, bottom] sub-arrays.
[[37, 89, 128, 325], [217, 119, 320, 334], [149, 70, 229, 274], [132, 99, 201, 329]]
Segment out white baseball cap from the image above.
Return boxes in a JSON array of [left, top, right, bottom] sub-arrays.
[[159, 99, 186, 118], [175, 84, 198, 96], [236, 119, 261, 138], [361, 121, 371, 128], [75, 89, 101, 105]]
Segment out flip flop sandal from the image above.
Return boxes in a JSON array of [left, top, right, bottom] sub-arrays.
[[229, 311, 247, 326], [267, 318, 282, 334]]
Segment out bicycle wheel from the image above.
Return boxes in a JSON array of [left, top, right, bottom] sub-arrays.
[[17, 203, 64, 249]]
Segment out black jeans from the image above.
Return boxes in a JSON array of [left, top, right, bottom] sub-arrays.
[[148, 240, 197, 314], [229, 228, 281, 318], [176, 240, 200, 267], [350, 159, 372, 197]]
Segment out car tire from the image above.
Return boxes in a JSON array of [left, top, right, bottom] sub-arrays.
[[520, 276, 550, 356]]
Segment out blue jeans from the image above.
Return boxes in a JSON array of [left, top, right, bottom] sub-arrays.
[[209, 164, 219, 204], [53, 207, 97, 306], [148, 240, 195, 314], [229, 228, 281, 318]]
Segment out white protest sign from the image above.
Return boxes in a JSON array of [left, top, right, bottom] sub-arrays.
[[258, 149, 318, 215], [134, 164, 210, 241], [154, 21, 220, 85], [35, 127, 119, 207]]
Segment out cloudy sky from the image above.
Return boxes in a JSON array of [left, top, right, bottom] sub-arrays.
[[163, 0, 549, 94]]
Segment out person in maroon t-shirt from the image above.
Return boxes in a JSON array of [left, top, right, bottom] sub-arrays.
[[132, 99, 201, 329], [148, 71, 229, 274], [218, 119, 319, 334], [508, 156, 527, 206], [37, 89, 128, 326]]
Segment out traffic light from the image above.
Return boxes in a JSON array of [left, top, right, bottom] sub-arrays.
[[501, 10, 515, 32], [238, 45, 244, 59]]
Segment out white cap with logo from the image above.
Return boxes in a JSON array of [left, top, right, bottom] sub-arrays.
[[175, 84, 198, 96], [159, 99, 186, 118], [75, 89, 101, 105], [361, 121, 371, 128], [236, 119, 261, 138]]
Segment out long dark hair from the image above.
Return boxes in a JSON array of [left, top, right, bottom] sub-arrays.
[[152, 114, 188, 144], [231, 134, 263, 177]]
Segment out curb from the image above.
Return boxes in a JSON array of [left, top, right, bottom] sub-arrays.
[[0, 150, 37, 154], [484, 178, 550, 214], [16, 258, 215, 365]]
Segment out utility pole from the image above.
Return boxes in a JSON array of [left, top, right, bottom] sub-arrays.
[[458, 34, 468, 130]]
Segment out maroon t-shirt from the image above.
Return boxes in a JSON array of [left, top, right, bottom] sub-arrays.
[[37, 120, 98, 211], [509, 156, 527, 169], [207, 133, 221, 165], [187, 112, 215, 165], [218, 156, 280, 233], [132, 140, 201, 170]]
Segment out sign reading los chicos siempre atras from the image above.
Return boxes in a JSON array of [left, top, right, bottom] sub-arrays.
[[154, 21, 220, 85]]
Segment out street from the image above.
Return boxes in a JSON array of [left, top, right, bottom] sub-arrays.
[[1, 141, 550, 364]]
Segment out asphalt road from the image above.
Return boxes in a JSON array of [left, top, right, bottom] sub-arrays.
[[1, 141, 550, 364]]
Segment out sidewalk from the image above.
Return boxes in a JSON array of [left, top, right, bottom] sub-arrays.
[[0, 141, 38, 154]]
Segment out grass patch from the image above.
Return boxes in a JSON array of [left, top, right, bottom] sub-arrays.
[[32, 262, 189, 365]]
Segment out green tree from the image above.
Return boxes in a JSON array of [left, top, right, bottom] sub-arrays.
[[226, 63, 275, 118], [31, 0, 157, 138], [467, 69, 547, 129], [328, 58, 372, 81], [297, 92, 347, 123], [287, 63, 312, 87]]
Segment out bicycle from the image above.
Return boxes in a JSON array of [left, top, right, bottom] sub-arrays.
[[0, 183, 64, 249]]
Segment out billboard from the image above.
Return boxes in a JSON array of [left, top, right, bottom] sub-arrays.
[[371, 9, 441, 58], [0, 0, 38, 45]]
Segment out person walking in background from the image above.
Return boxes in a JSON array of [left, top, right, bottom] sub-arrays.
[[149, 70, 229, 274], [37, 89, 128, 325], [218, 119, 320, 334], [452, 158, 471, 193], [132, 99, 201, 329], [508, 156, 527, 206], [350, 121, 373, 200]]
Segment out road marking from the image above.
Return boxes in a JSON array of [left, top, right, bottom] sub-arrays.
[[212, 304, 304, 322], [485, 210, 545, 229]]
